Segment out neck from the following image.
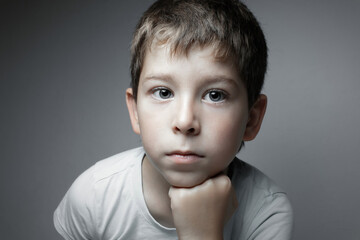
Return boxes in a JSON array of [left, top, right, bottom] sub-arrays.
[[142, 155, 175, 228]]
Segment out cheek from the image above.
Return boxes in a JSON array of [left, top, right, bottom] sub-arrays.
[[207, 112, 247, 154], [216, 123, 243, 148], [137, 104, 168, 147]]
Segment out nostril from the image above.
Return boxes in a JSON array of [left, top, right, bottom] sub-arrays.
[[187, 128, 195, 134], [172, 116, 200, 135]]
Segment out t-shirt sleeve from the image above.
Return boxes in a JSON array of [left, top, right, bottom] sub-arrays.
[[53, 167, 97, 240], [247, 192, 293, 240]]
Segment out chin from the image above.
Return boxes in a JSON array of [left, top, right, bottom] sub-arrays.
[[166, 174, 208, 188]]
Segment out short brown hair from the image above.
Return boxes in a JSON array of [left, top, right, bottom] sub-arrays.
[[130, 0, 267, 108]]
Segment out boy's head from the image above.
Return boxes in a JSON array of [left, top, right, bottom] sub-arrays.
[[130, 0, 267, 108], [126, 0, 268, 187]]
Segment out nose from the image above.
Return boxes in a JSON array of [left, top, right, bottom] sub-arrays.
[[172, 98, 200, 135]]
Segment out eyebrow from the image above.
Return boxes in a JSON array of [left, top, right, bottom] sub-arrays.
[[142, 74, 240, 87], [142, 74, 173, 82], [202, 75, 240, 88]]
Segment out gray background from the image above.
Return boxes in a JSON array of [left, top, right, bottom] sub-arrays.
[[1, 0, 359, 239]]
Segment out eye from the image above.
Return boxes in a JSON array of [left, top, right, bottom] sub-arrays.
[[203, 90, 227, 103], [152, 88, 173, 100]]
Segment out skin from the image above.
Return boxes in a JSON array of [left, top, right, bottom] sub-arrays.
[[126, 44, 267, 239]]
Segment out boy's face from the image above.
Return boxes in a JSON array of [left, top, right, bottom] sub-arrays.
[[127, 45, 266, 188]]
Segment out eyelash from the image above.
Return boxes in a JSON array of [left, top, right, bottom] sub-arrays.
[[151, 87, 174, 100], [150, 87, 228, 103], [203, 89, 228, 103]]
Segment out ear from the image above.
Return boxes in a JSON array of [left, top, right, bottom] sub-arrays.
[[126, 88, 141, 135], [243, 94, 267, 141]]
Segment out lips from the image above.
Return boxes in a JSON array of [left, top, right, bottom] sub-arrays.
[[166, 151, 204, 164]]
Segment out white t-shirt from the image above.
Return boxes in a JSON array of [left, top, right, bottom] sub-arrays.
[[54, 147, 293, 240]]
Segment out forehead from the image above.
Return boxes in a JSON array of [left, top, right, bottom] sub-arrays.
[[148, 37, 235, 62], [140, 44, 240, 85]]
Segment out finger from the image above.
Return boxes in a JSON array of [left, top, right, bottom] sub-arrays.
[[213, 174, 232, 188], [168, 186, 174, 199]]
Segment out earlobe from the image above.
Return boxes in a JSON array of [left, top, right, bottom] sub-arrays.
[[126, 88, 141, 135], [243, 94, 267, 141]]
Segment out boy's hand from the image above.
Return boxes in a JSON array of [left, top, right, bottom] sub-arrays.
[[168, 174, 238, 240]]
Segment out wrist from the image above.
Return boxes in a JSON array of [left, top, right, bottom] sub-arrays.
[[179, 236, 223, 240], [178, 230, 223, 240]]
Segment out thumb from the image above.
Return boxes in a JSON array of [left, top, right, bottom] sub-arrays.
[[168, 186, 175, 199]]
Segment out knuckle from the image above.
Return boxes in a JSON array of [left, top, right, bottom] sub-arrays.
[[218, 175, 231, 187]]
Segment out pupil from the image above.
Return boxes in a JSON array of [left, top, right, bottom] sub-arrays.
[[160, 89, 170, 98], [210, 91, 221, 101]]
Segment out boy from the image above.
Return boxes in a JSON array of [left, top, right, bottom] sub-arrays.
[[54, 0, 293, 239]]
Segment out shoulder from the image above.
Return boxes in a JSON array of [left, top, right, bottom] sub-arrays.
[[230, 159, 285, 195], [90, 147, 145, 181], [62, 147, 144, 204], [53, 147, 145, 239], [229, 159, 293, 239], [64, 147, 144, 202]]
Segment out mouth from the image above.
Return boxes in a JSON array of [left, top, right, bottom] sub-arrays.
[[166, 151, 204, 164]]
